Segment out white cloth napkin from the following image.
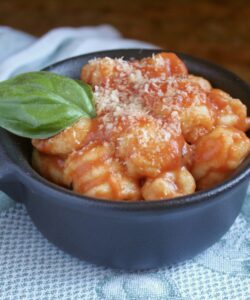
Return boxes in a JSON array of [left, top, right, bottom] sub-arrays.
[[0, 25, 155, 80]]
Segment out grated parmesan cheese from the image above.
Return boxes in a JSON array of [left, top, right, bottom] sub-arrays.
[[83, 54, 209, 147]]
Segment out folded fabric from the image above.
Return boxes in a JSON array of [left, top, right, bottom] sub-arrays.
[[0, 25, 155, 81], [0, 25, 249, 300]]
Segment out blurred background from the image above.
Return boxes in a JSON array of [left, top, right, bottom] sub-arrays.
[[1, 0, 249, 82]]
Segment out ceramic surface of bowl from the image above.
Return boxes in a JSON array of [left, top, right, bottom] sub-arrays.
[[0, 49, 249, 270]]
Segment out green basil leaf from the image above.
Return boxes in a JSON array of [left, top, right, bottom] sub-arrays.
[[0, 72, 96, 139], [75, 80, 96, 118]]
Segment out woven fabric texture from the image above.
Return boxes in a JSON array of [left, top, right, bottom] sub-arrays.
[[0, 199, 249, 300]]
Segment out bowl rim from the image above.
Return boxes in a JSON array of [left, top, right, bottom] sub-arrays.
[[3, 48, 250, 212]]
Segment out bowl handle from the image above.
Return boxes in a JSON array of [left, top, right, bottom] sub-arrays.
[[0, 142, 24, 203]]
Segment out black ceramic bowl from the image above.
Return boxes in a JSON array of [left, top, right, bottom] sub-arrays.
[[0, 49, 249, 270]]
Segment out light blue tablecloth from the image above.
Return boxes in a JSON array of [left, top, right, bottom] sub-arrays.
[[0, 26, 249, 300]]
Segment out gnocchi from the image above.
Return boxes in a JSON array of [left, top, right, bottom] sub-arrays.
[[142, 167, 196, 200], [32, 118, 94, 155], [209, 89, 249, 131], [32, 150, 68, 187], [116, 116, 184, 178], [191, 126, 250, 190], [32, 52, 250, 201], [64, 142, 141, 200]]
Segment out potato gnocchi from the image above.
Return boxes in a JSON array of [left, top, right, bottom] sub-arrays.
[[32, 52, 250, 201]]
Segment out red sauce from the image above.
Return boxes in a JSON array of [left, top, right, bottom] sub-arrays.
[[33, 52, 250, 199]]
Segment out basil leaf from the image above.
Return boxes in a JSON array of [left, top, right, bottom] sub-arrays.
[[76, 80, 96, 118], [0, 72, 96, 117], [0, 72, 96, 139]]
